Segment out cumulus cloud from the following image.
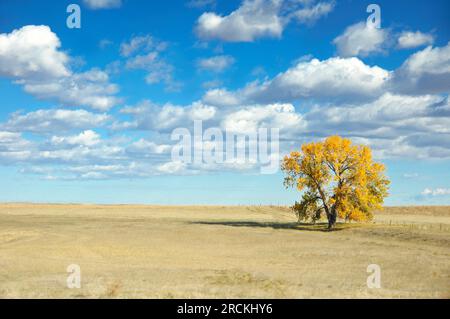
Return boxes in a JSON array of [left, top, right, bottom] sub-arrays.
[[125, 52, 173, 85], [157, 161, 187, 174], [240, 57, 390, 103], [397, 31, 434, 49], [51, 130, 101, 147], [195, 0, 336, 42], [187, 45, 450, 160], [0, 131, 32, 163], [0, 109, 110, 133], [197, 55, 235, 72], [302, 93, 450, 159], [0, 25, 120, 110], [305, 93, 446, 136], [120, 35, 167, 57], [65, 162, 160, 180], [127, 139, 172, 156], [334, 24, 434, 56], [118, 100, 217, 131], [221, 103, 304, 134], [391, 42, 450, 95], [307, 93, 441, 124], [2, 19, 450, 179], [0, 25, 69, 80], [23, 68, 120, 111], [333, 22, 388, 57], [116, 98, 303, 146], [120, 35, 180, 91], [404, 132, 450, 150], [291, 1, 334, 25], [3, 90, 450, 179], [201, 44, 449, 107], [121, 101, 276, 145], [195, 0, 284, 42], [202, 88, 242, 107], [83, 0, 122, 10], [36, 143, 124, 165], [21, 131, 128, 168]]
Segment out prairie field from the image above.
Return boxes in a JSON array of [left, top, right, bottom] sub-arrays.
[[0, 204, 449, 298]]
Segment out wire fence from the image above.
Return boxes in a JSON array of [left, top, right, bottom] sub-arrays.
[[373, 220, 450, 232]]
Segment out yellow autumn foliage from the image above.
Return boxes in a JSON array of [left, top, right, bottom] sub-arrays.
[[281, 136, 390, 229]]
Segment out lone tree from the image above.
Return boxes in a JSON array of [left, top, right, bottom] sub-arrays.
[[281, 136, 389, 230]]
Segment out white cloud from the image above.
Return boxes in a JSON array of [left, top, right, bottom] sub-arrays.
[[301, 93, 450, 159], [0, 109, 110, 133], [194, 0, 336, 42], [127, 139, 171, 155], [23, 162, 156, 181], [3, 91, 450, 179], [190, 102, 217, 120], [241, 57, 390, 103], [0, 25, 120, 110], [391, 42, 450, 95], [397, 31, 434, 49], [0, 131, 22, 143], [118, 100, 217, 131], [120, 35, 180, 91], [83, 0, 122, 10], [23, 68, 120, 111], [404, 132, 450, 149], [157, 161, 186, 174], [188, 48, 450, 161], [120, 35, 167, 57], [306, 93, 442, 127], [333, 22, 388, 57], [37, 144, 124, 164], [195, 0, 284, 42], [222, 103, 304, 134], [202, 88, 242, 107], [422, 188, 450, 196], [2, 20, 450, 179], [0, 25, 69, 80], [116, 99, 302, 142], [197, 55, 235, 72], [400, 42, 450, 76], [125, 52, 178, 89], [3, 132, 125, 172], [292, 1, 334, 25], [0, 131, 32, 163], [199, 44, 448, 107], [61, 162, 159, 180], [51, 130, 101, 147], [125, 52, 159, 69]]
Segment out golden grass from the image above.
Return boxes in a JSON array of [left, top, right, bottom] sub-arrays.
[[0, 204, 449, 298]]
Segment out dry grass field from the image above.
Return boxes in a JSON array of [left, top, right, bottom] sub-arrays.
[[0, 204, 449, 298]]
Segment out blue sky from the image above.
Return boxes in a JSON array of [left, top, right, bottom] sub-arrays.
[[0, 0, 449, 205]]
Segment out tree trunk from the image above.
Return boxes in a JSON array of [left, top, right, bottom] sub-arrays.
[[327, 206, 337, 230]]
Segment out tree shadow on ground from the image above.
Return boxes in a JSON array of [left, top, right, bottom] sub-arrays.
[[190, 221, 350, 232]]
